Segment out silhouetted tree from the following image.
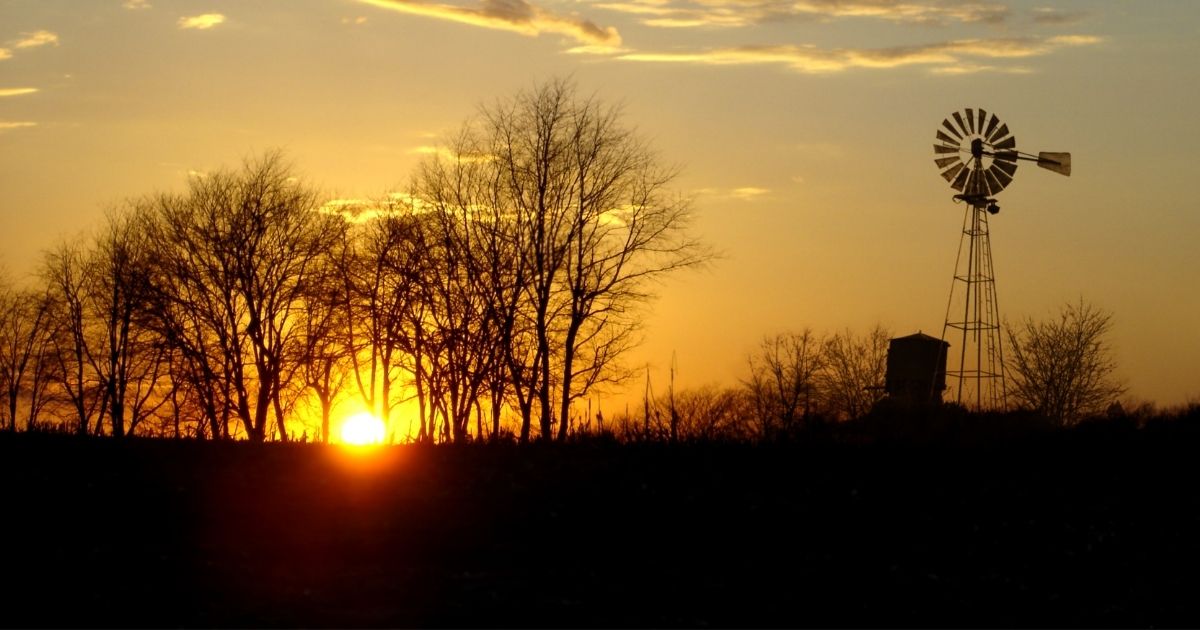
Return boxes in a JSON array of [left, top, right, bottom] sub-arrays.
[[417, 166, 507, 443], [0, 282, 53, 431], [42, 240, 101, 435], [336, 203, 429, 441], [552, 100, 705, 440], [82, 206, 171, 437], [37, 211, 174, 437], [292, 226, 350, 444], [420, 78, 709, 441], [664, 385, 750, 441], [1006, 299, 1126, 425], [822, 325, 889, 421], [745, 330, 825, 438], [417, 129, 535, 442], [144, 152, 340, 442]]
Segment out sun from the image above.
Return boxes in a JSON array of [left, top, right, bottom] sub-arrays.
[[340, 411, 386, 446]]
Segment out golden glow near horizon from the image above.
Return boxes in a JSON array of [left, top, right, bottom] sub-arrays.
[[340, 412, 388, 446], [1, 0, 1199, 410]]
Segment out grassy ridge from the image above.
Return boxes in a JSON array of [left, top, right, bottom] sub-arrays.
[[2, 415, 1199, 627]]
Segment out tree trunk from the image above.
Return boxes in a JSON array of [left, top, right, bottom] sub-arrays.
[[6, 387, 16, 432], [414, 361, 428, 444], [319, 393, 332, 444], [537, 322, 553, 441], [557, 318, 581, 441], [170, 383, 180, 439], [111, 394, 125, 438], [490, 384, 502, 442], [272, 388, 288, 443]]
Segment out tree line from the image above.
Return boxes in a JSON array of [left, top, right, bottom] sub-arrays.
[[597, 326, 891, 442], [0, 79, 1130, 442], [0, 80, 709, 443], [588, 299, 1130, 443]]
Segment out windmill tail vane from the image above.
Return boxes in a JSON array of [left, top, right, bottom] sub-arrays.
[[1036, 152, 1071, 176]]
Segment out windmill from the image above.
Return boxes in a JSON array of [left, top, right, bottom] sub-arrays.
[[932, 108, 1071, 409]]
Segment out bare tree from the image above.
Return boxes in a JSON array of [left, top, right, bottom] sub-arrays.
[[553, 94, 707, 440], [0, 282, 53, 431], [81, 206, 170, 437], [293, 243, 350, 444], [421, 192, 503, 443], [42, 240, 102, 435], [663, 385, 750, 441], [415, 128, 537, 443], [744, 330, 825, 439], [822, 325, 890, 421], [145, 151, 340, 442], [336, 204, 428, 441], [610, 384, 751, 442], [1006, 299, 1126, 425], [420, 78, 709, 441], [418, 129, 536, 442]]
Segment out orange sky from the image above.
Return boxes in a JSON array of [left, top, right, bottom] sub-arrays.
[[1, 0, 1197, 411]]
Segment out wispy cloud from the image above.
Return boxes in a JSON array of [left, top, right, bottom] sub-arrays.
[[342, 16, 369, 25], [0, 49, 10, 61], [695, 186, 772, 201], [565, 43, 630, 54], [619, 34, 1102, 74], [0, 121, 38, 132], [410, 144, 495, 163], [595, 0, 1009, 30], [0, 87, 38, 97], [178, 14, 226, 30], [123, 0, 152, 9], [12, 30, 59, 49], [321, 198, 389, 223], [1031, 7, 1088, 25], [594, 1, 748, 28], [320, 194, 426, 222], [730, 186, 770, 201], [929, 63, 1032, 75], [791, 0, 1009, 24], [359, 0, 621, 49]]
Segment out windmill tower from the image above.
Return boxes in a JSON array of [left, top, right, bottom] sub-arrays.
[[932, 108, 1071, 410]]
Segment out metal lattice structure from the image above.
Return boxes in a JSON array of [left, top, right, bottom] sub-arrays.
[[932, 108, 1071, 410]]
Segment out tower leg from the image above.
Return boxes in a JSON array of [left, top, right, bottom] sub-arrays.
[[940, 203, 1007, 410]]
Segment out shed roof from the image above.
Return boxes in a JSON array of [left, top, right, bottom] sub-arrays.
[[890, 331, 948, 345]]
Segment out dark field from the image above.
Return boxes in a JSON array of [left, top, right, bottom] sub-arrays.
[[3, 418, 1200, 628]]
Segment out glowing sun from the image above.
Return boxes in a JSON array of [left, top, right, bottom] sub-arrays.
[[340, 411, 386, 446]]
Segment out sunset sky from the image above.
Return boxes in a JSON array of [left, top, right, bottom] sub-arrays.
[[1, 0, 1197, 410]]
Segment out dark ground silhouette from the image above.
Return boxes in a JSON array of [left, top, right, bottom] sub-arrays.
[[3, 411, 1199, 627]]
